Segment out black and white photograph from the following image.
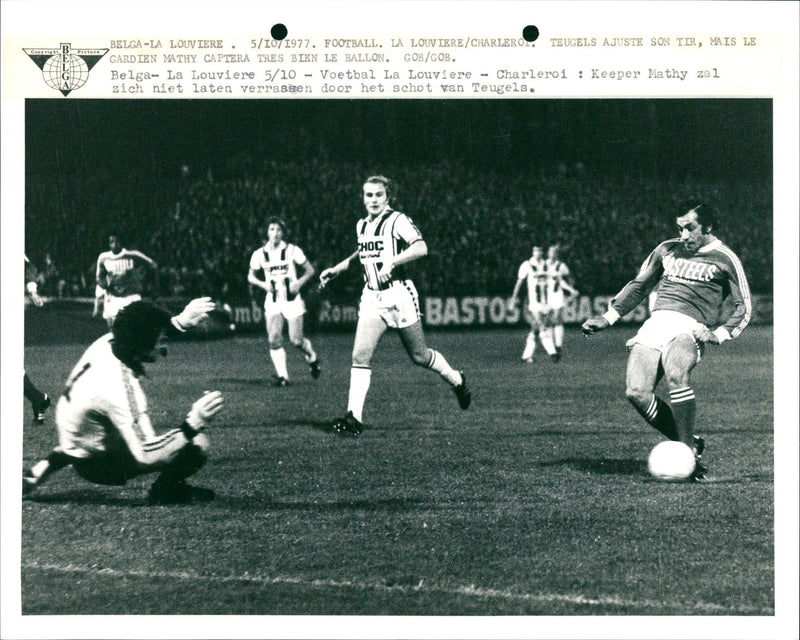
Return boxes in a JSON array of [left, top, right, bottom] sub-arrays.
[[2, 2, 798, 639]]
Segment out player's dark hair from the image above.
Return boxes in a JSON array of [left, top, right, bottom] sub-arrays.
[[680, 200, 716, 233], [111, 301, 172, 373], [267, 217, 287, 235], [363, 175, 396, 204]]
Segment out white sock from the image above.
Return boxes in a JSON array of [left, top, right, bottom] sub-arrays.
[[298, 338, 317, 362], [348, 367, 371, 422], [539, 327, 557, 355], [270, 347, 289, 379], [554, 324, 564, 349], [522, 331, 537, 360], [426, 349, 461, 386]]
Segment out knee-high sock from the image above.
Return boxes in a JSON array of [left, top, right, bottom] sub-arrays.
[[296, 337, 317, 362], [633, 394, 679, 440], [270, 347, 288, 379], [521, 331, 537, 360], [348, 366, 371, 422], [554, 324, 565, 349], [539, 327, 557, 356], [670, 386, 696, 447], [426, 349, 461, 386]]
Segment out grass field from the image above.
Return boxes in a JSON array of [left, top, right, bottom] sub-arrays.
[[19, 325, 774, 619]]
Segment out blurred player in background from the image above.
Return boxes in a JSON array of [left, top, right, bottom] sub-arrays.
[[319, 175, 471, 436], [247, 217, 320, 386], [545, 244, 579, 360], [24, 255, 50, 424], [22, 297, 224, 505], [95, 233, 158, 327], [582, 202, 752, 480], [508, 244, 559, 363]]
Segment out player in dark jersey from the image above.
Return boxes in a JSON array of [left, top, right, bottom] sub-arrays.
[[95, 234, 158, 327], [319, 175, 471, 435], [582, 202, 752, 480], [24, 255, 50, 424]]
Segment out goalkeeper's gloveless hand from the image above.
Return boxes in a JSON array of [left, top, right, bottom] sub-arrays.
[[186, 391, 224, 430], [173, 296, 216, 330]]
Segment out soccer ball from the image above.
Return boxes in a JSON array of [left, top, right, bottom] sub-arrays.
[[647, 441, 696, 481]]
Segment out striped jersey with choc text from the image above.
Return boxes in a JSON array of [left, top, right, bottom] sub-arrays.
[[356, 208, 422, 290]]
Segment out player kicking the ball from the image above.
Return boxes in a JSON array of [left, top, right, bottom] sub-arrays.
[[582, 202, 752, 480], [319, 175, 471, 436], [22, 297, 224, 504]]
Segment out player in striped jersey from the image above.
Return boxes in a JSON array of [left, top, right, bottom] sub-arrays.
[[545, 244, 579, 360], [22, 297, 224, 504], [95, 233, 158, 327], [247, 218, 320, 386], [582, 202, 752, 480], [508, 244, 560, 362], [319, 175, 471, 435]]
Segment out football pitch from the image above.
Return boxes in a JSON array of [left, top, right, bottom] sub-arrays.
[[20, 326, 774, 617]]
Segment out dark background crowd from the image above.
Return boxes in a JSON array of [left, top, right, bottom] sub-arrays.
[[24, 99, 772, 303]]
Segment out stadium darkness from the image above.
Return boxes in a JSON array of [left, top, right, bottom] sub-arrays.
[[25, 99, 771, 181], [24, 99, 772, 298]]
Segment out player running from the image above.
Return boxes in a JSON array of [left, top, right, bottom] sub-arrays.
[[319, 175, 471, 436], [508, 244, 560, 363], [247, 218, 320, 386], [545, 244, 579, 360], [22, 297, 224, 504], [582, 202, 752, 480], [95, 233, 158, 327]]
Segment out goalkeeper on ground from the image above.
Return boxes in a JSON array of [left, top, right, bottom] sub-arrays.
[[22, 297, 225, 505]]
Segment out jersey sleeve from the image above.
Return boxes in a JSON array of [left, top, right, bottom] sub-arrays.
[[715, 249, 753, 342], [393, 213, 423, 245], [517, 261, 530, 280], [607, 242, 667, 321], [248, 249, 262, 272], [100, 367, 192, 467], [292, 245, 308, 265]]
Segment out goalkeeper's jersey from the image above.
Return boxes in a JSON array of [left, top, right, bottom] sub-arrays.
[[356, 208, 422, 291], [610, 237, 752, 339], [55, 335, 193, 465]]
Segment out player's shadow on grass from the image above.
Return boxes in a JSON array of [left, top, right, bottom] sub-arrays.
[[541, 457, 647, 475], [23, 490, 146, 507]]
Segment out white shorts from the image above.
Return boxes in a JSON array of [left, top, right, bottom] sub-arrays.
[[264, 296, 306, 320], [527, 302, 553, 316], [359, 280, 420, 329], [103, 293, 141, 322], [626, 310, 705, 355]]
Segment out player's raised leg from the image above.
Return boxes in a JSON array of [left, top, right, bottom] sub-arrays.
[[399, 321, 471, 409], [287, 315, 320, 379], [625, 344, 679, 440], [661, 334, 702, 448]]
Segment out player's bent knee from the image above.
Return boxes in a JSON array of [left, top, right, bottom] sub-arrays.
[[625, 385, 651, 408], [410, 349, 430, 367]]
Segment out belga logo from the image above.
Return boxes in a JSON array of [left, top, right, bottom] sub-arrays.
[[23, 43, 108, 96]]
